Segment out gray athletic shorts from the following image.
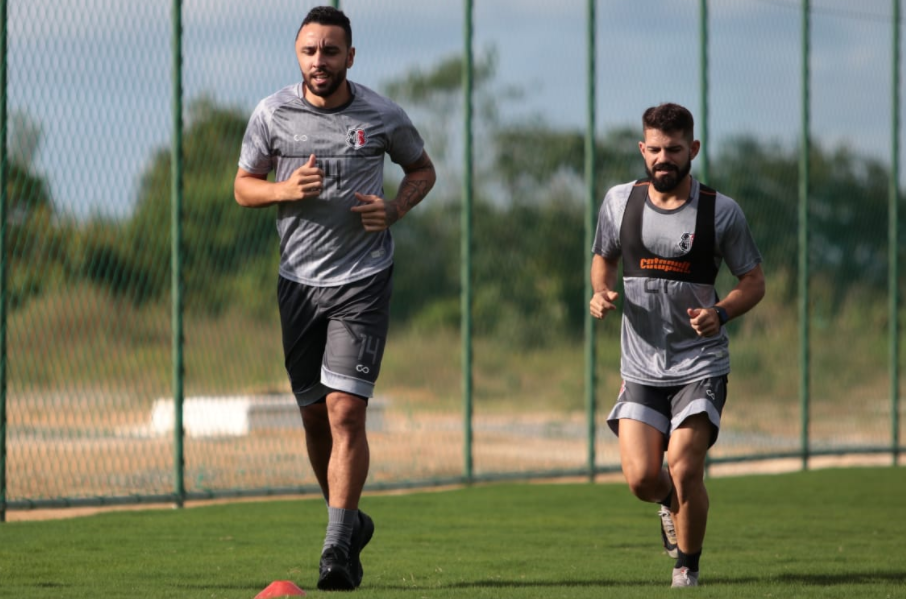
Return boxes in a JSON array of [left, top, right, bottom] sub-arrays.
[[278, 267, 392, 407], [606, 376, 728, 447]]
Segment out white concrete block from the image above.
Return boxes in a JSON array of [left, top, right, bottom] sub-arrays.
[[151, 395, 385, 438]]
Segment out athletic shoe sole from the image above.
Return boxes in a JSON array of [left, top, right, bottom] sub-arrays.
[[658, 506, 679, 559]]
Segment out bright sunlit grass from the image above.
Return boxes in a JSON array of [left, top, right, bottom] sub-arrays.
[[2, 467, 904, 598]]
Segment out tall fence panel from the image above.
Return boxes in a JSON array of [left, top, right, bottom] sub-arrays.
[[704, 0, 807, 464], [807, 3, 895, 457], [5, 0, 176, 507], [467, 0, 591, 480], [1, 0, 903, 517]]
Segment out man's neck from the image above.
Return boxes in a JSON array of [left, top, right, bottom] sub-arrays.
[[648, 177, 693, 210], [303, 80, 351, 109]]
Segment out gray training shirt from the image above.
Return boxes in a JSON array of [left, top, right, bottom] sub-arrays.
[[239, 81, 426, 286], [592, 179, 762, 386]]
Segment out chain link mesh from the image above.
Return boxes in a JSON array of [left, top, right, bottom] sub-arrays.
[[4, 0, 903, 509]]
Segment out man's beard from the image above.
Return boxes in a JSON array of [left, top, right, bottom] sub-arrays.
[[646, 160, 691, 192], [303, 69, 346, 99]]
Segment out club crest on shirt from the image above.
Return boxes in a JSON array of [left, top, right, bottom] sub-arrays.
[[678, 232, 695, 253], [346, 127, 367, 149]]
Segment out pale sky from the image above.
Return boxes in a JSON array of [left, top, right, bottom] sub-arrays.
[[8, 0, 900, 218]]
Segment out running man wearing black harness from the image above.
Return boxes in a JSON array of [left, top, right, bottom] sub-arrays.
[[589, 103, 765, 588]]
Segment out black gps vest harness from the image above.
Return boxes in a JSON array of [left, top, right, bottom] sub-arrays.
[[619, 179, 719, 285]]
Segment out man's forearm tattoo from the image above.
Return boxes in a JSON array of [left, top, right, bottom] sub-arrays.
[[390, 156, 435, 225]]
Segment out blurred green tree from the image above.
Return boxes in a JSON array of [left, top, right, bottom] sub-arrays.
[[5, 112, 70, 308], [85, 97, 278, 316]]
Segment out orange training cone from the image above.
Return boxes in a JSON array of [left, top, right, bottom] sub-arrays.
[[254, 580, 306, 598]]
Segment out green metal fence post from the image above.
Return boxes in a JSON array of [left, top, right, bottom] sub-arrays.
[[699, 0, 710, 186], [0, 0, 7, 525], [891, 0, 901, 465], [584, 0, 597, 481], [698, 0, 711, 478], [799, 0, 811, 471], [462, 0, 474, 483], [171, 0, 186, 508]]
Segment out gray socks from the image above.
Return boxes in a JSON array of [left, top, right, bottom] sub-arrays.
[[323, 506, 358, 554]]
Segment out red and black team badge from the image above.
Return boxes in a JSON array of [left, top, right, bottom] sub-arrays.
[[677, 232, 695, 253], [346, 127, 367, 149]]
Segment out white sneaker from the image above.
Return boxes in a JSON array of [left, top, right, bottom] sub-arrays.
[[672, 566, 699, 588], [658, 506, 679, 558]]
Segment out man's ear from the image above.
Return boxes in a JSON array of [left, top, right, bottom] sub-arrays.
[[690, 140, 701, 160]]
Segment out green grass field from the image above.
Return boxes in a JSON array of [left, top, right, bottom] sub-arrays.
[[2, 467, 904, 598]]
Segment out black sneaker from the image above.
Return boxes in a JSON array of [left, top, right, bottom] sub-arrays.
[[350, 511, 375, 587], [317, 546, 356, 591]]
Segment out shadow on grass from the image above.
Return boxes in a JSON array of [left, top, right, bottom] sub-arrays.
[[167, 570, 906, 593], [33, 582, 68, 588], [773, 571, 906, 586], [376, 569, 906, 590], [169, 582, 272, 592]]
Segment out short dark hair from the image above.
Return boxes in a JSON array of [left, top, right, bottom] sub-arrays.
[[297, 6, 352, 47], [642, 103, 695, 141]]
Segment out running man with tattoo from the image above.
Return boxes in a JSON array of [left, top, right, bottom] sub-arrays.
[[234, 6, 435, 591]]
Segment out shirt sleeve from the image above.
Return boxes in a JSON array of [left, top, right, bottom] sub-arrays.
[[716, 195, 763, 277], [238, 100, 275, 175], [386, 104, 426, 167], [592, 186, 624, 259]]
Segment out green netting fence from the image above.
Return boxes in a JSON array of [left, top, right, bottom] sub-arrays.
[[1, 0, 904, 520]]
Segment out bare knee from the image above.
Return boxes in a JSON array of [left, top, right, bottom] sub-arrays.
[[669, 460, 700, 484], [617, 419, 670, 503], [666, 415, 710, 496], [624, 468, 666, 502], [667, 456, 705, 499], [326, 392, 367, 436]]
